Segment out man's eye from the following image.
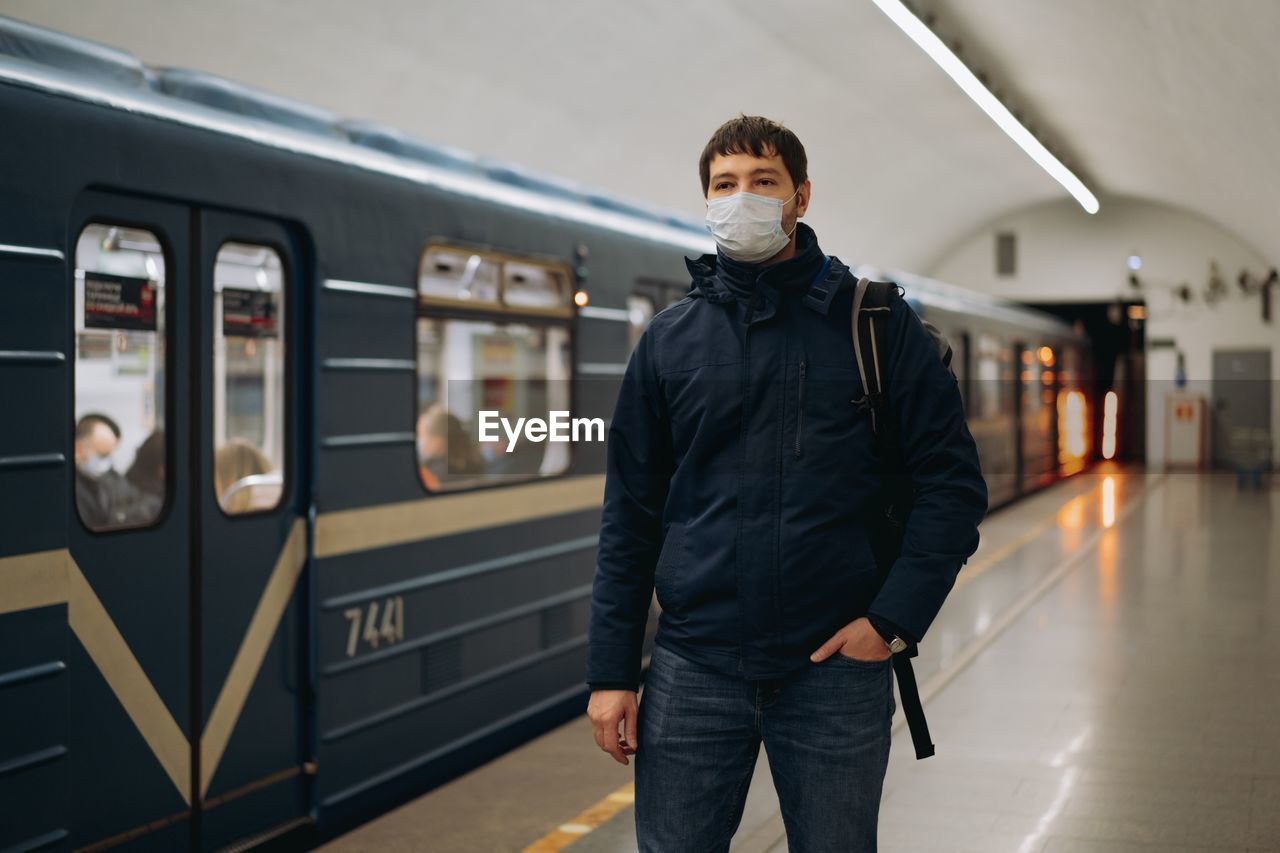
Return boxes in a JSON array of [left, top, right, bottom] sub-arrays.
[[759, 179, 775, 186], [715, 183, 731, 190]]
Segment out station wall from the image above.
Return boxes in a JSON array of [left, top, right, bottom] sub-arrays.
[[926, 195, 1280, 471]]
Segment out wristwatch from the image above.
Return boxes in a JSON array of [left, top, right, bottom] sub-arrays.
[[868, 615, 908, 654]]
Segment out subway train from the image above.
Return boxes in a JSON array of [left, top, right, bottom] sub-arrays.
[[0, 18, 1093, 852]]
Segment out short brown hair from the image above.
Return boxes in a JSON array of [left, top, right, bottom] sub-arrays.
[[699, 114, 808, 196]]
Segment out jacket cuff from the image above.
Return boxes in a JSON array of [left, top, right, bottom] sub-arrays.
[[867, 611, 916, 645], [587, 681, 639, 692]]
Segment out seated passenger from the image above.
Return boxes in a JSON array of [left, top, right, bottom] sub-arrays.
[[74, 413, 162, 530], [126, 429, 165, 500], [214, 439, 276, 513], [416, 402, 486, 491], [481, 420, 546, 478]]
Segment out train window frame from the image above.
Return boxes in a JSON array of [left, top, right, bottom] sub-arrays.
[[210, 237, 292, 520], [70, 219, 175, 536], [418, 241, 574, 318], [626, 292, 656, 351], [633, 277, 688, 312], [413, 241, 577, 497]]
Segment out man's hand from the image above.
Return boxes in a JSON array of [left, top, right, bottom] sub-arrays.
[[588, 689, 640, 765], [809, 616, 893, 663]]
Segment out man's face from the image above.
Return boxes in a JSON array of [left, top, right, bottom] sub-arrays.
[[705, 148, 811, 235], [75, 421, 117, 464]]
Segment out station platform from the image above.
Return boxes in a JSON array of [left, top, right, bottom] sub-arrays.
[[318, 465, 1280, 853]]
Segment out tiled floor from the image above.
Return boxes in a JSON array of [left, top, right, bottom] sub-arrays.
[[320, 466, 1280, 852]]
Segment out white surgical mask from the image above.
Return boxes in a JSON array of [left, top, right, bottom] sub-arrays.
[[80, 452, 113, 478], [704, 188, 800, 263]]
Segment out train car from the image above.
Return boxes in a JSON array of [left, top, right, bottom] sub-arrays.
[[855, 266, 1094, 508], [0, 18, 1093, 852]]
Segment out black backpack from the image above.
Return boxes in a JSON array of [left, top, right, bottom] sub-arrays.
[[850, 275, 955, 761]]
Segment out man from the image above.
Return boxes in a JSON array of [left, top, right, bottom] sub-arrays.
[[74, 413, 161, 530], [585, 114, 987, 851]]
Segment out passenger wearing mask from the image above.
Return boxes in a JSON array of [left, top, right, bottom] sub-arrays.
[[74, 413, 162, 530]]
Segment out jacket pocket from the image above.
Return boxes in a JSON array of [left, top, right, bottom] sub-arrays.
[[793, 358, 807, 458], [653, 521, 687, 611]]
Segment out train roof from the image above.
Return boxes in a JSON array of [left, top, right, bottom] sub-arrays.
[[854, 264, 1083, 339], [0, 15, 716, 254], [0, 15, 1085, 343]]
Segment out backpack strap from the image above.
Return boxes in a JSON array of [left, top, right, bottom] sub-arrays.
[[850, 277, 896, 434], [850, 275, 937, 760]]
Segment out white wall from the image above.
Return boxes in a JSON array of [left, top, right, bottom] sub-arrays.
[[926, 195, 1279, 470]]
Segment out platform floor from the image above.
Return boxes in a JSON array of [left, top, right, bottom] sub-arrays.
[[318, 465, 1280, 853]]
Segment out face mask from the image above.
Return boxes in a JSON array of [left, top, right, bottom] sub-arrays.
[[80, 452, 113, 478], [704, 188, 800, 263]]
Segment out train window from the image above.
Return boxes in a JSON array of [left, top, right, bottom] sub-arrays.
[[416, 317, 572, 491], [1021, 346, 1053, 412], [975, 334, 1005, 419], [415, 245, 575, 493], [627, 293, 656, 349], [212, 242, 286, 515], [635, 277, 687, 310], [418, 246, 500, 304], [73, 224, 167, 532], [503, 260, 570, 310]]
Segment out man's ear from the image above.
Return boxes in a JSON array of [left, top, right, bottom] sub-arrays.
[[795, 179, 812, 217]]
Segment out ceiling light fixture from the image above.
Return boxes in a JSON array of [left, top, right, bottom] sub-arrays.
[[871, 0, 1100, 214]]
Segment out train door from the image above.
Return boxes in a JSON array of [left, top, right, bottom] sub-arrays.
[[65, 192, 312, 850], [196, 210, 311, 848], [67, 192, 197, 849]]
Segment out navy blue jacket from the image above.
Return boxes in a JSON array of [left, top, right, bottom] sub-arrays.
[[586, 222, 988, 691]]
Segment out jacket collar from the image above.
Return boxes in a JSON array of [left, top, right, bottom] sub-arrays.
[[685, 222, 841, 321]]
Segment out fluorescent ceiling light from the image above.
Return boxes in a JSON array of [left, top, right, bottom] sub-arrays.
[[871, 0, 1100, 214]]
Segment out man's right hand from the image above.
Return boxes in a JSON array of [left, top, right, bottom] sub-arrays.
[[588, 689, 639, 765]]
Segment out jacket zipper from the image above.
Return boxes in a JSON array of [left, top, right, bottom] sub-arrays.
[[794, 359, 806, 457], [744, 272, 761, 324]]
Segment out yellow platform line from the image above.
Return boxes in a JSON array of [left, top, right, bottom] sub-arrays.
[[954, 476, 1107, 589], [522, 782, 635, 852]]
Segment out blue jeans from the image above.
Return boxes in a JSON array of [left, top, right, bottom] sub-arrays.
[[635, 640, 895, 853]]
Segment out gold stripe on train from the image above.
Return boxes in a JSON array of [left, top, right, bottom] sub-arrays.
[[313, 473, 606, 559], [0, 548, 191, 804], [0, 524, 308, 806]]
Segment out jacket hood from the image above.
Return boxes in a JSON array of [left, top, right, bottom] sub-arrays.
[[685, 222, 839, 317]]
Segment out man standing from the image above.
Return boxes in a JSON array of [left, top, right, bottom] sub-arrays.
[[586, 114, 987, 852]]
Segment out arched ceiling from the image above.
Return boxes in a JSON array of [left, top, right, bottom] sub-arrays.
[[3, 0, 1275, 275]]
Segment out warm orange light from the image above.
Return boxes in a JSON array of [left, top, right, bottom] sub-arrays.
[[573, 289, 590, 307], [1127, 305, 1146, 320], [1057, 389, 1088, 475], [1021, 349, 1034, 365], [1101, 475, 1116, 528], [1057, 493, 1087, 533], [1038, 346, 1055, 366], [1041, 369, 1054, 385], [1101, 390, 1118, 460]]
